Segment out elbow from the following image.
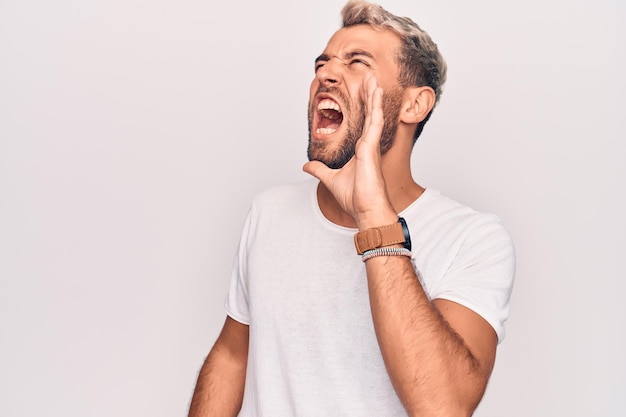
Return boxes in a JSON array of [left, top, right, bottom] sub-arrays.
[[405, 378, 488, 417]]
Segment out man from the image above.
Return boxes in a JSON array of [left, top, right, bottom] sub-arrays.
[[188, 0, 515, 416]]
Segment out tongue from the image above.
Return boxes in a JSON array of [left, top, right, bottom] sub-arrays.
[[320, 117, 341, 130], [320, 109, 343, 129]]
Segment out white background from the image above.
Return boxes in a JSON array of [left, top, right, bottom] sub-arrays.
[[1, 0, 624, 416]]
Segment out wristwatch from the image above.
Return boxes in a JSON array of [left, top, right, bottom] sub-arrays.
[[354, 217, 412, 255]]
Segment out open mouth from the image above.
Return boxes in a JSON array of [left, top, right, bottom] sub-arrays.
[[316, 98, 343, 135]]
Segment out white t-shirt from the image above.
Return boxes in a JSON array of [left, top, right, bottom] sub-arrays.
[[225, 179, 515, 417]]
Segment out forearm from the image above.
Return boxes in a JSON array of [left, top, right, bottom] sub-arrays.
[[188, 337, 248, 416], [366, 256, 489, 417]]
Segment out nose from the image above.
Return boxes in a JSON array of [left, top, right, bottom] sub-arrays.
[[316, 58, 342, 87]]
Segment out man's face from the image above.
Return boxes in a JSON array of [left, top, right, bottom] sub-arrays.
[[307, 25, 404, 169]]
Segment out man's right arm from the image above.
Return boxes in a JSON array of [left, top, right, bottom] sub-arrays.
[[188, 316, 249, 417]]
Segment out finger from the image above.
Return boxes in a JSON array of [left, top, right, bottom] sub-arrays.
[[360, 86, 384, 148], [361, 74, 376, 129], [361, 74, 383, 137], [366, 73, 377, 110]]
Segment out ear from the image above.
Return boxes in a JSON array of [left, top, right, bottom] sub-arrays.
[[399, 86, 436, 124]]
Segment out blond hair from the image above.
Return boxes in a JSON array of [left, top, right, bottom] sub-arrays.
[[341, 0, 447, 140]]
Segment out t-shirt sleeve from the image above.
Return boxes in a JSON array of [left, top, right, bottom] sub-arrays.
[[224, 208, 253, 325], [429, 214, 516, 343]]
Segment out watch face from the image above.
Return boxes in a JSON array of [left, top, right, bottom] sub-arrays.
[[399, 217, 412, 251]]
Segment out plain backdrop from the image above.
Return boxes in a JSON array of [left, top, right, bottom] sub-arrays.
[[1, 0, 624, 416]]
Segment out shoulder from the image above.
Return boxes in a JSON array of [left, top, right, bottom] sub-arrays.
[[245, 179, 318, 224], [414, 189, 510, 233], [252, 179, 315, 205], [250, 178, 317, 210], [413, 190, 516, 342], [407, 188, 515, 260]]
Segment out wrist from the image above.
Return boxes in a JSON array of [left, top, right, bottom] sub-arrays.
[[355, 207, 398, 231]]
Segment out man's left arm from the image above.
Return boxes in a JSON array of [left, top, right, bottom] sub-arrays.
[[364, 251, 498, 417]]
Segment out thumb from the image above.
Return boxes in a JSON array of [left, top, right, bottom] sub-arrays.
[[302, 160, 331, 182]]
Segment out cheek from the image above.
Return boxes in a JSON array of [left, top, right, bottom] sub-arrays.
[[345, 76, 373, 108], [309, 79, 319, 96]]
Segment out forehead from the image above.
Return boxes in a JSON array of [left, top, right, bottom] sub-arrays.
[[323, 24, 402, 62]]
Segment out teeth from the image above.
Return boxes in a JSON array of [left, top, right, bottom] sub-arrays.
[[317, 99, 341, 112], [320, 109, 341, 120], [316, 128, 336, 134]]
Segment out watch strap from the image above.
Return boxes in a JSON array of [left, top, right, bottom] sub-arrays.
[[354, 219, 406, 255]]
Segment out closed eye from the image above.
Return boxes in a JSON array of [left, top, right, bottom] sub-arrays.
[[349, 58, 370, 67], [314, 54, 329, 73], [313, 51, 372, 73]]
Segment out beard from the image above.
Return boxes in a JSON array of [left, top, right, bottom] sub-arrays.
[[307, 86, 403, 169]]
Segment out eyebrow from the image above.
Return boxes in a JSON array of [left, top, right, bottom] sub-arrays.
[[314, 54, 330, 64], [315, 50, 375, 64]]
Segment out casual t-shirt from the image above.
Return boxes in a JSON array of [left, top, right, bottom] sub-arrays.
[[225, 179, 515, 416]]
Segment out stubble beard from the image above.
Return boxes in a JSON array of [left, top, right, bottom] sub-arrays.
[[307, 86, 403, 169]]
